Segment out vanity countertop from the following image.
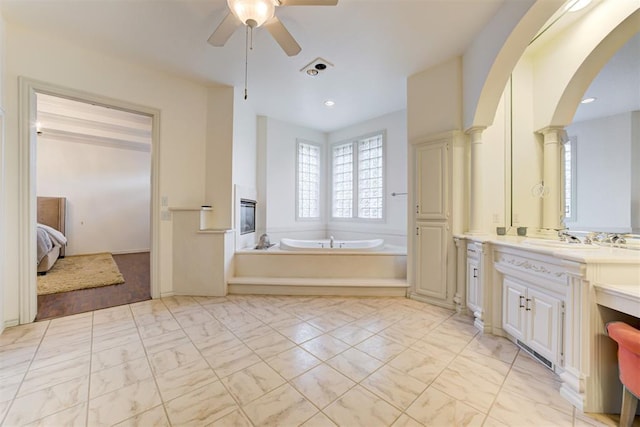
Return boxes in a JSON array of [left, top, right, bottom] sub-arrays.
[[594, 283, 640, 317]]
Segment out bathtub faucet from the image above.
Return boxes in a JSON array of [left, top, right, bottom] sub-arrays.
[[330, 235, 335, 248]]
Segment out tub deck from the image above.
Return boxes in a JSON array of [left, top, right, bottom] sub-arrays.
[[229, 246, 408, 296]]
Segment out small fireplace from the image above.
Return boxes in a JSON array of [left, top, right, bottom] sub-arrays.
[[240, 199, 256, 235]]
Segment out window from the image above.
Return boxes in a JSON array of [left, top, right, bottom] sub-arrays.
[[563, 136, 577, 221], [296, 141, 321, 219], [332, 132, 385, 220]]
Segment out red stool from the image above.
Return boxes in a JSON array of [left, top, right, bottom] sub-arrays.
[[606, 322, 640, 427]]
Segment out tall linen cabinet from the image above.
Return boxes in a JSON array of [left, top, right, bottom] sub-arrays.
[[408, 131, 465, 310]]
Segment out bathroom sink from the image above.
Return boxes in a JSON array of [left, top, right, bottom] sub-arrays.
[[522, 239, 600, 250]]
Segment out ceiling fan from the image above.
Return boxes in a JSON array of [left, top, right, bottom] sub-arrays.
[[208, 0, 338, 57]]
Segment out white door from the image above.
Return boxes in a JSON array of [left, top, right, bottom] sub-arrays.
[[502, 278, 526, 341], [466, 257, 479, 312], [415, 141, 448, 220], [415, 221, 448, 299], [527, 287, 560, 364]]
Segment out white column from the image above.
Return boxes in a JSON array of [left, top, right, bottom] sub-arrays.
[[467, 127, 486, 234], [540, 127, 564, 231]]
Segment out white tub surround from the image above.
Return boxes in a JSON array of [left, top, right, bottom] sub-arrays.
[[229, 246, 408, 296], [457, 234, 640, 414], [171, 208, 233, 297]]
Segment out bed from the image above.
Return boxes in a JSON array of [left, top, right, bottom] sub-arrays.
[[37, 196, 67, 274]]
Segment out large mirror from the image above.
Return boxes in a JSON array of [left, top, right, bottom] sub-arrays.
[[509, 3, 639, 234]]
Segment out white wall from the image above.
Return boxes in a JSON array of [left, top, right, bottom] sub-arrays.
[[2, 21, 229, 323], [0, 12, 5, 333], [37, 135, 151, 255], [258, 116, 327, 242], [565, 111, 635, 232], [328, 110, 408, 247]]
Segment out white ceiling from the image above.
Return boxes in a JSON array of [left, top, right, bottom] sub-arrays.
[[1, 0, 506, 132]]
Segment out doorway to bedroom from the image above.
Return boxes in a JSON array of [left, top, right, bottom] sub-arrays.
[[34, 92, 153, 320]]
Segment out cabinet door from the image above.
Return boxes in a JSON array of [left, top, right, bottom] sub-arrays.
[[466, 257, 479, 312], [527, 287, 561, 364], [502, 278, 526, 341], [415, 221, 448, 299], [415, 141, 448, 220]]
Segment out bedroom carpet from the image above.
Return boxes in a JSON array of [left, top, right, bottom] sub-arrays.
[[37, 252, 125, 295]]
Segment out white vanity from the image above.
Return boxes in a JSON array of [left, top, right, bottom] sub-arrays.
[[456, 235, 640, 414]]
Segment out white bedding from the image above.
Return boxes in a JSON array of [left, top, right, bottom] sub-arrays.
[[36, 223, 67, 263]]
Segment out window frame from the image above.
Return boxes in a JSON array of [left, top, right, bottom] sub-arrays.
[[295, 139, 323, 221], [330, 130, 386, 222]]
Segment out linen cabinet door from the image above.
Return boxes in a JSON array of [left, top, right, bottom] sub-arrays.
[[415, 221, 448, 300]]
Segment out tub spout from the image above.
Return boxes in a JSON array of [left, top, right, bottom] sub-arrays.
[[330, 235, 335, 248]]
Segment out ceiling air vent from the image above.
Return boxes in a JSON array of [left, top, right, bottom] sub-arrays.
[[300, 57, 334, 77]]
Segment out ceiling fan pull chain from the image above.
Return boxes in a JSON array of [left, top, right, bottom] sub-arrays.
[[244, 25, 249, 100]]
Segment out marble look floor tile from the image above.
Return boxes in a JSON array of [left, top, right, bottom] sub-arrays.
[[92, 318, 137, 340], [462, 333, 519, 364], [148, 342, 204, 375], [232, 322, 274, 342], [388, 347, 451, 384], [172, 308, 215, 329], [1, 373, 23, 403], [164, 381, 237, 426], [45, 312, 93, 336], [431, 364, 501, 413], [218, 312, 262, 330], [19, 354, 90, 397], [221, 361, 286, 406], [0, 322, 48, 347], [186, 327, 242, 353], [93, 304, 132, 324], [30, 343, 91, 372], [447, 352, 511, 387], [391, 414, 425, 427], [326, 347, 384, 382], [91, 341, 146, 372], [323, 385, 401, 427], [88, 377, 161, 426], [409, 339, 458, 363], [355, 335, 406, 362], [377, 325, 423, 347], [155, 357, 218, 402], [302, 411, 338, 427], [328, 324, 374, 346], [113, 405, 170, 427], [136, 317, 182, 340], [244, 331, 296, 359], [162, 295, 199, 313], [421, 327, 477, 353], [4, 375, 89, 426], [291, 364, 355, 409], [360, 364, 428, 410], [142, 329, 190, 355], [203, 343, 262, 378], [301, 335, 351, 361], [0, 341, 40, 380], [209, 409, 253, 427], [241, 384, 318, 427], [90, 357, 153, 399], [488, 390, 574, 426], [405, 386, 485, 426], [352, 316, 398, 334], [502, 364, 573, 414], [574, 412, 627, 427], [307, 312, 356, 332], [266, 347, 322, 380], [482, 416, 510, 427], [512, 351, 559, 381], [22, 402, 87, 427], [91, 327, 141, 354], [274, 321, 325, 344]]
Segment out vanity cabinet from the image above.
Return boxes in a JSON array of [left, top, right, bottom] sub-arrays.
[[466, 243, 481, 315], [502, 277, 562, 366]]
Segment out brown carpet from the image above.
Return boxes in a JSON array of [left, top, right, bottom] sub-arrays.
[[37, 252, 125, 295]]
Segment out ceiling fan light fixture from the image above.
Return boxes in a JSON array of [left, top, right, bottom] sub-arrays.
[[227, 0, 276, 28]]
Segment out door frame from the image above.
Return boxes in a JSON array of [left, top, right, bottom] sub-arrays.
[[18, 77, 161, 323]]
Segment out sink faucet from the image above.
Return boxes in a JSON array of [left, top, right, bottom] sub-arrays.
[[330, 235, 335, 248], [558, 230, 582, 243]]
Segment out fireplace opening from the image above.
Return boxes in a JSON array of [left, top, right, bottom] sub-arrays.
[[240, 199, 256, 235]]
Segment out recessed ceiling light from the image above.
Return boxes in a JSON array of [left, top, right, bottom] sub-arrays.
[[564, 0, 591, 12], [306, 69, 319, 76], [580, 97, 596, 104], [324, 100, 335, 107]]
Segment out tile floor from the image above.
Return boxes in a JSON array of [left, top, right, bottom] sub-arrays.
[[0, 295, 631, 426]]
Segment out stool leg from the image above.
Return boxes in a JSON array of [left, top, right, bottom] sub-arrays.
[[620, 386, 638, 427]]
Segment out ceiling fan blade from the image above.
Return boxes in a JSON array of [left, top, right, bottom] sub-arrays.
[[278, 0, 338, 5], [207, 12, 241, 47], [264, 17, 302, 56]]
